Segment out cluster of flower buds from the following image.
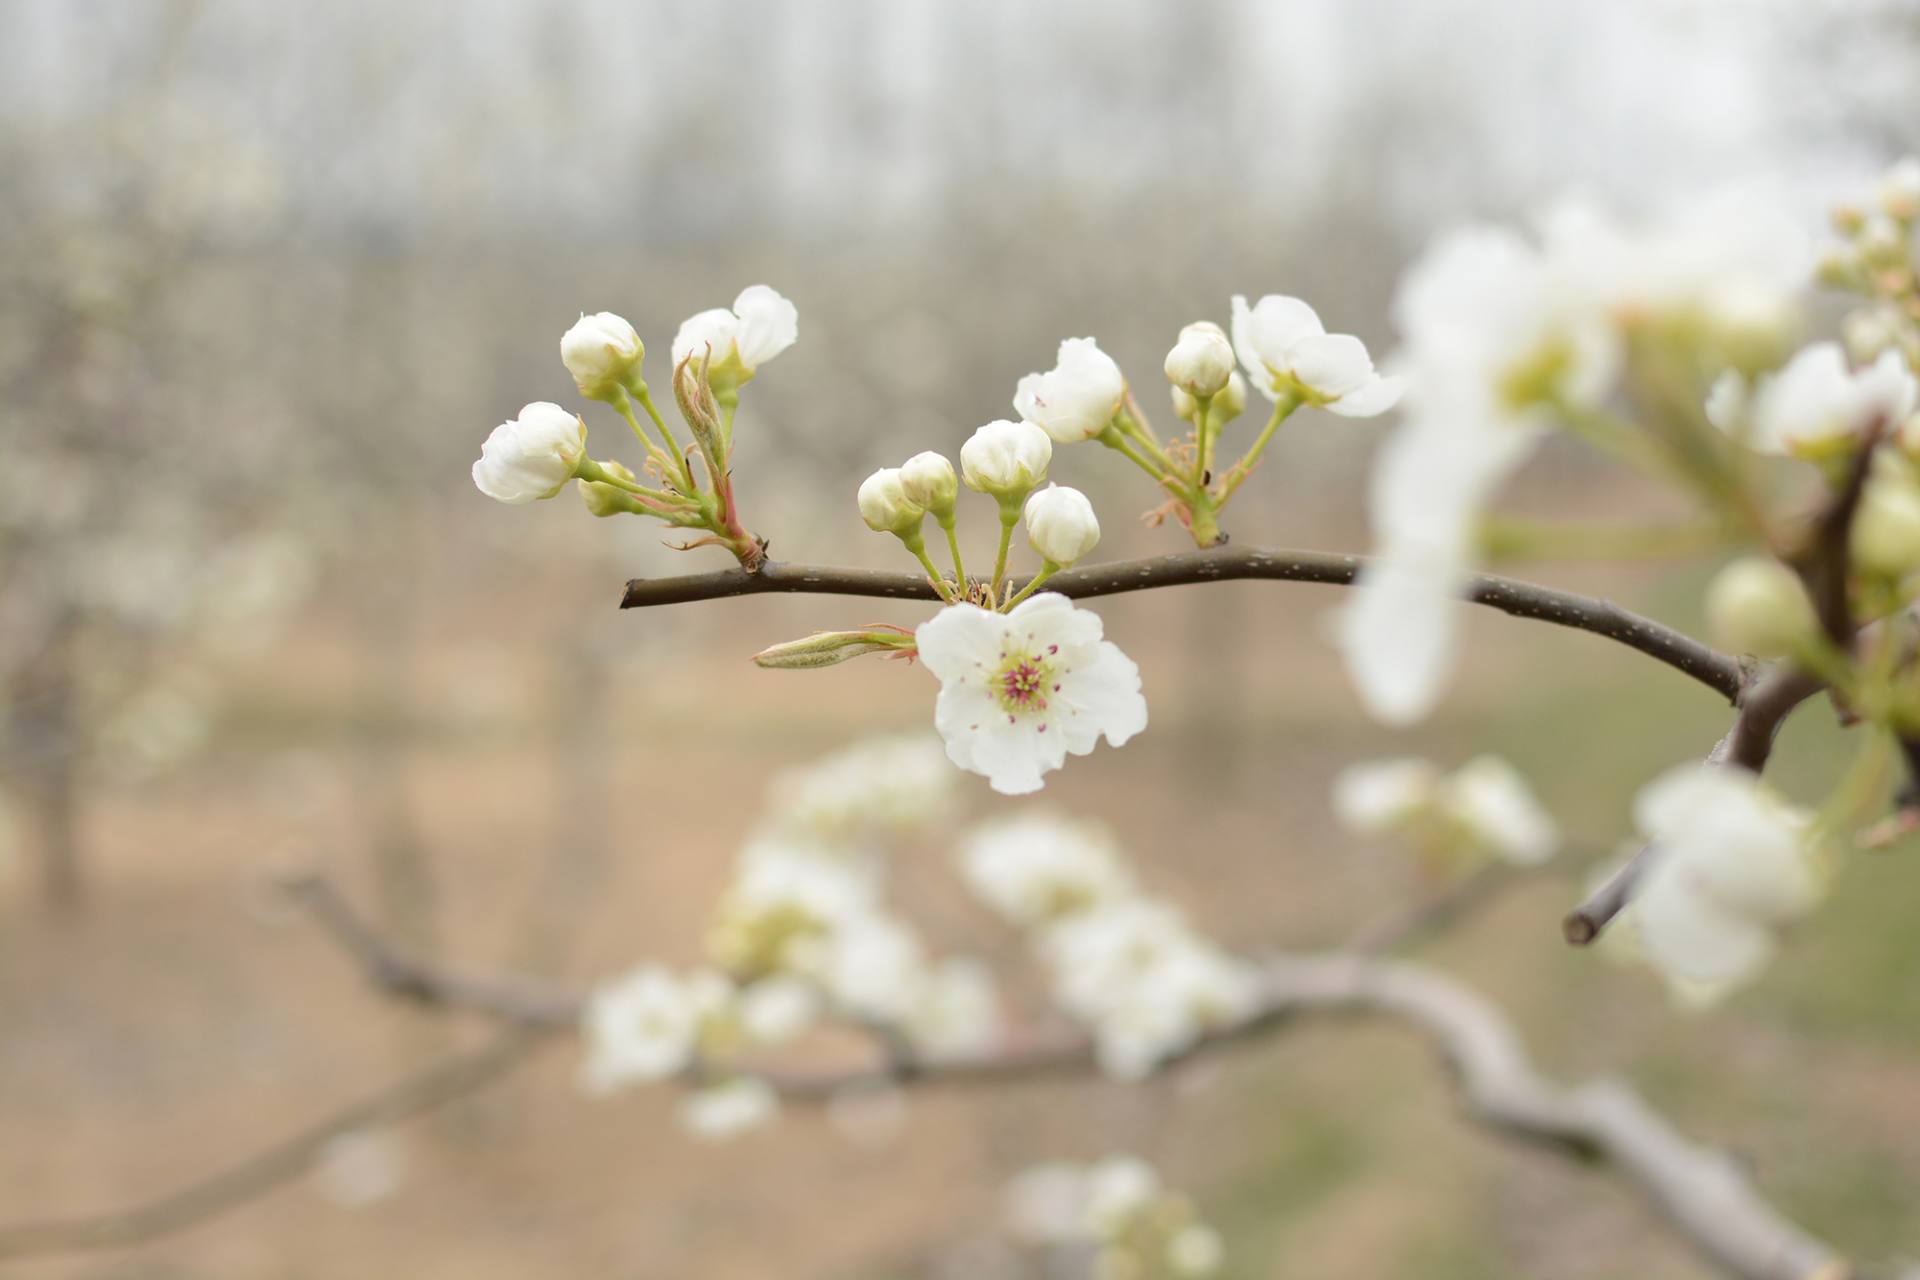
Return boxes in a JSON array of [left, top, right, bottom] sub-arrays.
[[1332, 754, 1560, 871], [472, 286, 798, 568], [959, 813, 1259, 1077], [1005, 1156, 1224, 1278]]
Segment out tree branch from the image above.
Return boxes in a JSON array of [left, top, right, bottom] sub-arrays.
[[1562, 662, 1826, 945], [0, 1028, 543, 1260], [622, 548, 1743, 701], [262, 875, 1880, 1280]]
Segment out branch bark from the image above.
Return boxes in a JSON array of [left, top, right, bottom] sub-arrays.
[[622, 548, 1744, 701], [0, 1028, 542, 1260], [240, 876, 1886, 1280]]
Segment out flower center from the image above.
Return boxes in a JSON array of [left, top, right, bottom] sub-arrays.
[[995, 647, 1057, 718]]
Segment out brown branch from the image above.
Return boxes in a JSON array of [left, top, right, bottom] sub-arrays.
[[1562, 662, 1826, 946], [0, 1028, 543, 1260], [266, 875, 1877, 1280], [622, 548, 1744, 701]]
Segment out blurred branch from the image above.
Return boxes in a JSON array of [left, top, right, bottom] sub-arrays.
[[622, 548, 1744, 700], [268, 873, 1873, 1280], [1562, 661, 1826, 946], [0, 1028, 542, 1260]]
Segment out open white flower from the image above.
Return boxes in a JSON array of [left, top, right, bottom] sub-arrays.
[[579, 964, 699, 1093], [915, 593, 1147, 795], [1013, 337, 1127, 443], [1230, 294, 1403, 416], [669, 284, 798, 383], [959, 813, 1135, 926], [1628, 765, 1820, 997], [472, 402, 587, 504], [1711, 343, 1917, 459]]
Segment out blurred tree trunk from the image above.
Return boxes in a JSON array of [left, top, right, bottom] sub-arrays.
[[15, 608, 83, 912]]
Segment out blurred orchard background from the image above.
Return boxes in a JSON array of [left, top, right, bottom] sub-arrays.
[[4, 1, 1920, 1277]]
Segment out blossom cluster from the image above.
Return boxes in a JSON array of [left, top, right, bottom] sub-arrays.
[[1005, 1156, 1224, 1279], [959, 814, 1261, 1079], [1332, 754, 1560, 870], [579, 734, 997, 1139]]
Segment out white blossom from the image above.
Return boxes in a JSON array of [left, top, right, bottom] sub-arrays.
[[471, 402, 587, 504], [1853, 455, 1920, 578], [1164, 321, 1235, 398], [960, 419, 1052, 499], [1013, 337, 1127, 443], [681, 1077, 778, 1141], [579, 964, 700, 1092], [823, 911, 927, 1023], [1229, 293, 1403, 416], [1023, 483, 1101, 566], [560, 311, 643, 396], [1628, 765, 1820, 997], [1334, 196, 1808, 725], [1081, 1156, 1163, 1237], [669, 284, 798, 380], [1712, 343, 1918, 459], [1441, 755, 1560, 865], [959, 813, 1135, 926], [763, 733, 956, 842], [707, 839, 881, 980], [736, 976, 819, 1047], [1331, 758, 1441, 835], [915, 593, 1147, 795], [907, 956, 1002, 1057]]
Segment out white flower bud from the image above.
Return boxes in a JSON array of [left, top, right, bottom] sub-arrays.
[[960, 419, 1052, 501], [1171, 370, 1248, 424], [472, 403, 587, 504], [578, 458, 641, 517], [1853, 459, 1920, 578], [1704, 557, 1817, 658], [898, 450, 958, 520], [1013, 337, 1127, 443], [1023, 483, 1101, 566], [857, 467, 926, 536], [560, 311, 643, 398], [1164, 321, 1235, 398], [1858, 214, 1906, 268]]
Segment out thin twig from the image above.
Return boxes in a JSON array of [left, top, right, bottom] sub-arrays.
[[0, 1028, 543, 1260], [270, 879, 1882, 1279], [621, 548, 1743, 701]]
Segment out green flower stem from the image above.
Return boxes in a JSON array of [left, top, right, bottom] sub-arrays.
[[611, 391, 689, 491], [1218, 394, 1299, 504], [940, 516, 967, 591], [575, 458, 694, 507], [990, 505, 1020, 596], [1097, 423, 1173, 482], [629, 384, 701, 496], [1001, 560, 1060, 610], [717, 387, 740, 455], [908, 540, 959, 603], [1191, 395, 1214, 487]]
